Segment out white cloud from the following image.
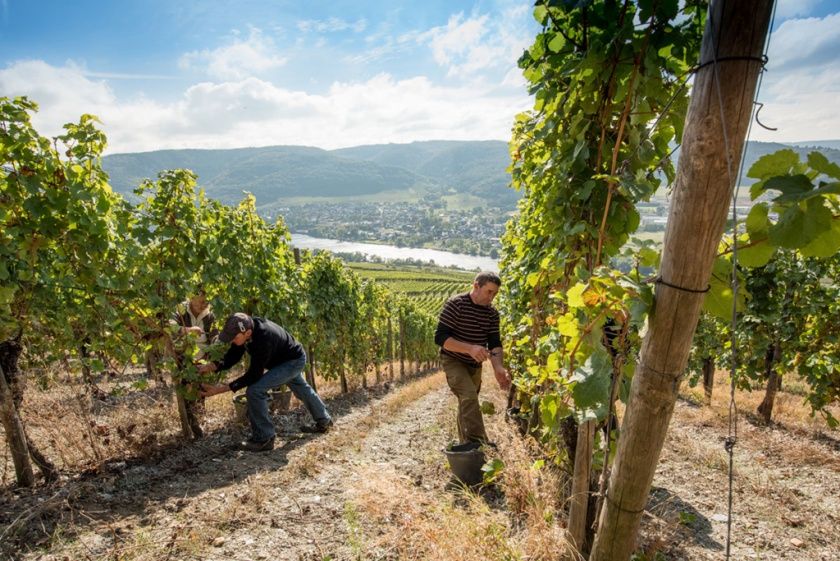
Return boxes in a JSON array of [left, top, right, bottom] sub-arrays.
[[412, 7, 532, 78], [0, 60, 530, 154], [178, 28, 286, 80], [418, 13, 490, 69], [297, 17, 366, 33], [767, 12, 840, 69], [751, 11, 840, 142], [0, 60, 116, 137], [774, 0, 821, 20], [751, 64, 840, 142]]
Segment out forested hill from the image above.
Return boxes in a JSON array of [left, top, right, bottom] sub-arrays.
[[102, 145, 432, 204], [741, 141, 840, 170], [331, 140, 515, 205], [102, 140, 513, 205], [102, 139, 840, 208]]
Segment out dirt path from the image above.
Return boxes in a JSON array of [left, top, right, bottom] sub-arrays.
[[5, 371, 453, 561], [187, 376, 454, 561], [3, 370, 838, 561]]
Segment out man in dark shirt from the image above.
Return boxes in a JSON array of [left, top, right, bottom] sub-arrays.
[[435, 271, 510, 444], [199, 313, 333, 451]]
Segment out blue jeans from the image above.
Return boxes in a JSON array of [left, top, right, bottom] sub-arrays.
[[245, 352, 331, 441]]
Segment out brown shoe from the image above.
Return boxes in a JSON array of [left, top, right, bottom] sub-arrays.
[[239, 436, 275, 452]]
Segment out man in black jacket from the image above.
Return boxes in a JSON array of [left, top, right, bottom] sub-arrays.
[[199, 313, 332, 451]]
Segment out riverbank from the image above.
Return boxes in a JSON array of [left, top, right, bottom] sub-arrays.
[[290, 233, 499, 272]]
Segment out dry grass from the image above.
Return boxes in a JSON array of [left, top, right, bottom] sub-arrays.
[[496, 439, 576, 560], [484, 390, 578, 561], [3, 379, 183, 483], [346, 376, 577, 561], [685, 370, 839, 431], [679, 372, 840, 471], [350, 466, 523, 561]]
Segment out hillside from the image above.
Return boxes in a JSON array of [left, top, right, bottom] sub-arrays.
[[347, 262, 473, 315], [103, 146, 436, 204], [787, 140, 840, 151], [103, 141, 511, 205], [742, 141, 840, 175], [333, 140, 516, 205], [661, 140, 840, 192], [102, 139, 840, 211]]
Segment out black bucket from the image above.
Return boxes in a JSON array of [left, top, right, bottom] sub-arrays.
[[444, 442, 485, 486], [269, 387, 292, 413], [232, 394, 249, 425]]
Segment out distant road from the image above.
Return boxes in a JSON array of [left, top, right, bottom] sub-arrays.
[[290, 234, 498, 272]]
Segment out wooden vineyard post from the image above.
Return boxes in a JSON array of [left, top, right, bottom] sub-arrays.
[[399, 311, 406, 379], [340, 351, 349, 394], [0, 362, 34, 487], [590, 2, 774, 559], [568, 420, 597, 555], [757, 342, 782, 423], [702, 357, 715, 404], [176, 394, 195, 439], [387, 315, 394, 381]]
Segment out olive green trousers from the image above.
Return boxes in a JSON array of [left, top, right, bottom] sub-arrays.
[[442, 354, 487, 443]]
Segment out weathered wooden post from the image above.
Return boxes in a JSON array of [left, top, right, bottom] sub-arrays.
[[0, 361, 34, 487], [702, 356, 715, 403], [568, 420, 596, 553], [387, 314, 394, 380], [590, 2, 773, 559], [340, 351, 349, 394], [399, 312, 406, 379]]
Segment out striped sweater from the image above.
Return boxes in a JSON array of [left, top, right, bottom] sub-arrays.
[[434, 292, 502, 367]]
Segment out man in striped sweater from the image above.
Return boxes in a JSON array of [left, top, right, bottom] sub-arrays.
[[435, 271, 511, 444]]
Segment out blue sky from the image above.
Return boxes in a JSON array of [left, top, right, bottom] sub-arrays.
[[1, 1, 838, 154]]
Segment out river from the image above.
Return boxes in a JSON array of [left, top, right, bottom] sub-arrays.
[[290, 233, 499, 272]]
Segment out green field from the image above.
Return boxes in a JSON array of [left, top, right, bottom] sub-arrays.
[[348, 262, 473, 315]]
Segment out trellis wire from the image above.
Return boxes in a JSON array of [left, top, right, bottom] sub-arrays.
[[706, 1, 778, 559]]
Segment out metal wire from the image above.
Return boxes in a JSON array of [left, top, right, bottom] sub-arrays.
[[705, 1, 778, 559]]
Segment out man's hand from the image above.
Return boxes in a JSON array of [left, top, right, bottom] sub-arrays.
[[494, 368, 511, 391], [468, 344, 490, 363], [198, 362, 217, 375], [200, 383, 228, 398], [185, 325, 203, 335]]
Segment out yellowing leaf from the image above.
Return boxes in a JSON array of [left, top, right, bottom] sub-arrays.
[[557, 313, 579, 337], [567, 283, 586, 308]]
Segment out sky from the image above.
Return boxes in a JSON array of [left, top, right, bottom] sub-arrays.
[[0, 0, 838, 155]]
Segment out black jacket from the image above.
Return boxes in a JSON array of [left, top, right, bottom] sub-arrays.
[[215, 317, 304, 392]]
